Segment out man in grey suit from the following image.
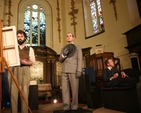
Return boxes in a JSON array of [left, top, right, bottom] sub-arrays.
[[59, 32, 83, 112]]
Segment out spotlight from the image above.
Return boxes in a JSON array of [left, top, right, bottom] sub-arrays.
[[53, 99, 57, 103]]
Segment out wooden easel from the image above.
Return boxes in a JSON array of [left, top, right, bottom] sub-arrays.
[[0, 19, 32, 113]]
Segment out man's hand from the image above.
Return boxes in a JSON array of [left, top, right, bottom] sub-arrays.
[[113, 73, 119, 78], [76, 71, 82, 78], [20, 59, 28, 65], [121, 71, 128, 78], [63, 48, 69, 56], [110, 73, 119, 81], [20, 59, 33, 66]]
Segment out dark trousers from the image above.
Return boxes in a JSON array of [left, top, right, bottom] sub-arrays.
[[2, 69, 10, 108], [105, 76, 137, 87]]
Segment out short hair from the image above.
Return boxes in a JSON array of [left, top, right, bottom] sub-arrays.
[[67, 32, 75, 38], [105, 58, 114, 66], [17, 30, 27, 39]]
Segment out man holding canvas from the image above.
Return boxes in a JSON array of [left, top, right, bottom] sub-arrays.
[[8, 30, 35, 113]]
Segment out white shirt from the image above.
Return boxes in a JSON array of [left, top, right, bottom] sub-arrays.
[[107, 67, 112, 71]]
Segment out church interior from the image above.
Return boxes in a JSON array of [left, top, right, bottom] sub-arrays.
[[0, 0, 141, 113]]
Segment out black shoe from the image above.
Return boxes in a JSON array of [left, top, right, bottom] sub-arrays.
[[71, 109, 78, 113], [58, 110, 71, 113]]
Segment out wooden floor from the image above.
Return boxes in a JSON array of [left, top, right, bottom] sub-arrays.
[[2, 103, 126, 113]]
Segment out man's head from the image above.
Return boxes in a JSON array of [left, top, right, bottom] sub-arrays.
[[17, 30, 27, 45], [66, 32, 75, 43], [105, 58, 115, 67]]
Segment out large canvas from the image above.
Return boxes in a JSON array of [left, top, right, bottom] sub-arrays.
[[2, 26, 20, 66]]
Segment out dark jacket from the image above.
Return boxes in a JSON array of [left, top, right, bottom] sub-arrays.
[[102, 67, 121, 82]]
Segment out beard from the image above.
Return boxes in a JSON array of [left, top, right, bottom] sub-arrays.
[[18, 39, 26, 45]]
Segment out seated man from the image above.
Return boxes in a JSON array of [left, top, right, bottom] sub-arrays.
[[102, 58, 137, 87]]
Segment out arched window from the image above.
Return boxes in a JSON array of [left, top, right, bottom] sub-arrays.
[[24, 4, 46, 46], [83, 0, 104, 38], [18, 0, 52, 47]]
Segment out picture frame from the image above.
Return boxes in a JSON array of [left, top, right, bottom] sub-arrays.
[[2, 26, 20, 66]]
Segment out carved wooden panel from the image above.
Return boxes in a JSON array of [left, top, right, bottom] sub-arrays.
[[123, 24, 141, 53], [123, 24, 141, 69], [82, 47, 92, 67], [32, 46, 57, 88], [89, 52, 114, 86], [136, 0, 141, 18]]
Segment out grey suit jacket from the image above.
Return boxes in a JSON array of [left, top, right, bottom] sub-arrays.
[[59, 44, 83, 73]]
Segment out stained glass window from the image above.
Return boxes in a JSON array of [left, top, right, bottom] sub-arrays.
[[24, 4, 46, 46], [82, 0, 104, 38], [90, 0, 104, 34]]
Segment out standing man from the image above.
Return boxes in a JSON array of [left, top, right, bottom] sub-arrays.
[[59, 32, 83, 112], [8, 30, 35, 113]]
